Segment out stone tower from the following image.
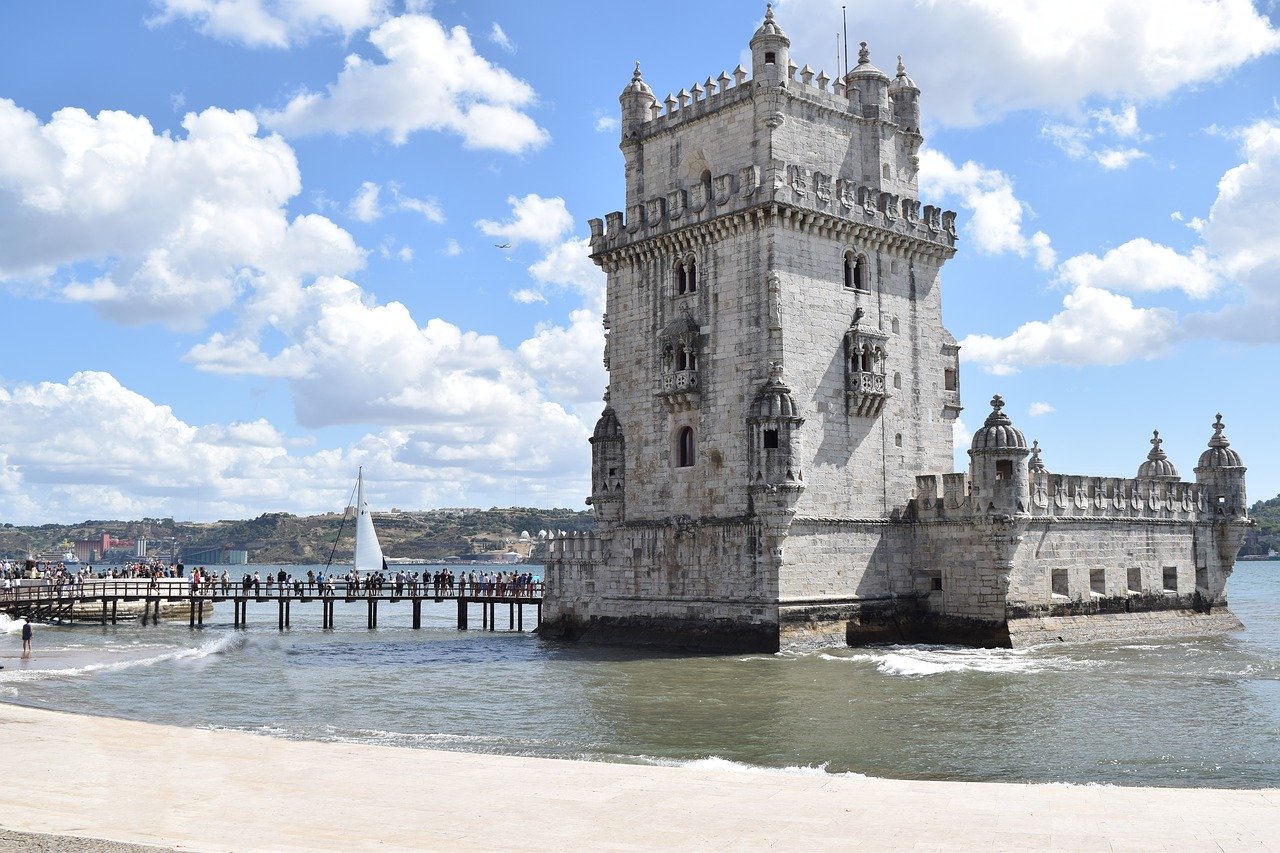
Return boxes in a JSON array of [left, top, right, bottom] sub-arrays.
[[542, 6, 1246, 651]]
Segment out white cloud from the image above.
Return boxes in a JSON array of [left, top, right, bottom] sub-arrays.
[[512, 288, 547, 304], [594, 115, 619, 133], [397, 245, 413, 262], [260, 14, 549, 153], [0, 101, 364, 330], [1056, 237, 1219, 299], [149, 0, 390, 48], [391, 185, 445, 223], [518, 309, 607, 404], [0, 369, 590, 524], [1183, 119, 1280, 342], [443, 238, 463, 257], [918, 149, 1055, 269], [476, 194, 574, 248], [489, 22, 515, 53], [1028, 402, 1055, 417], [959, 286, 1177, 375], [348, 181, 382, 222], [777, 0, 1280, 128], [1042, 105, 1149, 169]]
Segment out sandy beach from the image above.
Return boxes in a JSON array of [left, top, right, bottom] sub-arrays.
[[0, 702, 1277, 851]]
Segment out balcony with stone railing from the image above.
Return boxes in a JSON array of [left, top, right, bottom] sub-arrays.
[[658, 369, 700, 412]]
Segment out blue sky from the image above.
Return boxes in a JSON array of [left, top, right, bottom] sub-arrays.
[[0, 0, 1277, 524]]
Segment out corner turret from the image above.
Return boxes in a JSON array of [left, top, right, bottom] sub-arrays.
[[748, 363, 805, 537], [587, 398, 626, 525], [889, 55, 921, 133], [1195, 414, 1247, 518], [845, 42, 890, 120], [968, 395, 1030, 516], [619, 61, 656, 142], [750, 4, 790, 86]]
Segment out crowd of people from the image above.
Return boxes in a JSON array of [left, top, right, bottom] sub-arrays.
[[2, 560, 540, 601], [233, 568, 540, 598]]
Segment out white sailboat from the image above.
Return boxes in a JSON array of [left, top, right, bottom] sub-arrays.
[[353, 468, 385, 575]]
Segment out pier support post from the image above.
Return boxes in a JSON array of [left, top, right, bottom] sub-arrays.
[[111, 599, 118, 625], [190, 598, 197, 628], [457, 597, 468, 630], [518, 604, 523, 632], [101, 600, 107, 624], [278, 599, 285, 631], [412, 599, 421, 629], [509, 603, 514, 631]]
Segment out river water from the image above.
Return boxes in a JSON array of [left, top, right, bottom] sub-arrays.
[[2, 562, 1278, 788]]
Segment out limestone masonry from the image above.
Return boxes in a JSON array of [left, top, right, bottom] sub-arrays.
[[540, 6, 1250, 651]]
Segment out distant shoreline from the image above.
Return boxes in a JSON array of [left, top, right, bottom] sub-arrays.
[[1, 700, 1278, 850]]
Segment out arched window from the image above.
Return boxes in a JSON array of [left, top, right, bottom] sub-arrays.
[[859, 346, 872, 372], [854, 254, 871, 291], [843, 251, 855, 289], [882, 163, 892, 180], [676, 427, 696, 467], [675, 260, 688, 295], [687, 257, 697, 293], [676, 346, 688, 371]]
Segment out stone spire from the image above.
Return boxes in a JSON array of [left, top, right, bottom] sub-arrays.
[[1028, 440, 1047, 474], [1196, 414, 1243, 470], [1136, 430, 1180, 481], [970, 395, 1027, 452]]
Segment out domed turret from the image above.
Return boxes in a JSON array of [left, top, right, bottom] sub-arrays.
[[750, 4, 791, 86], [748, 363, 805, 536], [619, 61, 656, 140], [844, 42, 890, 118], [889, 55, 921, 132], [1136, 430, 1180, 481], [588, 400, 625, 525], [1195, 414, 1247, 519], [968, 396, 1031, 516]]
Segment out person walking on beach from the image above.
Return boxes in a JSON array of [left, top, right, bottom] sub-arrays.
[[21, 617, 32, 655]]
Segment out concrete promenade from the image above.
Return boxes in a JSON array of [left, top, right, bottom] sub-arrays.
[[1, 702, 1278, 851]]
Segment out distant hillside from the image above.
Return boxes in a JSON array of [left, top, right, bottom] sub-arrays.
[[0, 507, 595, 565], [1248, 495, 1280, 555]]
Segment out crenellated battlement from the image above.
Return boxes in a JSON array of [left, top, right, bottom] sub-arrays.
[[544, 530, 603, 561], [913, 472, 1208, 523]]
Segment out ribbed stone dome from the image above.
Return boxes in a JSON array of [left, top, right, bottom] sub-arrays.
[[1136, 430, 1180, 480], [891, 56, 917, 89], [1196, 414, 1243, 469], [751, 4, 788, 42], [750, 364, 801, 421], [970, 395, 1027, 452], [592, 407, 621, 440], [847, 42, 889, 80], [620, 62, 653, 99]]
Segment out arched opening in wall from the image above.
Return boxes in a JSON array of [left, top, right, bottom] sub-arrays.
[[854, 254, 871, 291], [891, 318, 900, 334], [676, 346, 688, 370], [765, 51, 776, 65], [843, 251, 855, 289], [701, 169, 713, 210], [676, 427, 696, 467], [687, 256, 698, 293], [882, 163, 892, 180], [893, 372, 901, 389], [894, 433, 903, 447], [943, 368, 957, 392], [859, 346, 872, 372], [763, 428, 779, 449], [675, 260, 688, 295]]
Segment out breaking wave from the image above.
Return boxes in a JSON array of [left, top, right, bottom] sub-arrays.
[[817, 644, 1078, 677], [0, 632, 243, 683]]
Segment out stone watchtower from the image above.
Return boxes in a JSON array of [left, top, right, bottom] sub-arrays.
[[541, 6, 961, 650]]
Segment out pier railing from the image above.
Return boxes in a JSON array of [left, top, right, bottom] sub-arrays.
[[0, 579, 543, 632]]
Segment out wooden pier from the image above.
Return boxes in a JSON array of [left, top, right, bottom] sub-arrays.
[[0, 579, 543, 632]]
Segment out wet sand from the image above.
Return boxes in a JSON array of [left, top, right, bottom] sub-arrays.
[[1, 702, 1279, 851]]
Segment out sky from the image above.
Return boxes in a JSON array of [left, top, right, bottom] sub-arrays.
[[0, 0, 1277, 525]]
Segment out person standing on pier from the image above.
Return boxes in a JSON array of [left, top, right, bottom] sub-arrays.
[[21, 617, 32, 655]]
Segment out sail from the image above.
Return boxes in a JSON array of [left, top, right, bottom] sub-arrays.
[[353, 469, 384, 574]]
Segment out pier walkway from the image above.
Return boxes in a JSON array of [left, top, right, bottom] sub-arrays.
[[0, 579, 542, 632]]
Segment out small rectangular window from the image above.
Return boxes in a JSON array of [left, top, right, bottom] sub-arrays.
[[943, 368, 957, 392], [762, 429, 779, 449], [995, 460, 1013, 480], [1127, 567, 1141, 594], [765, 51, 776, 64], [930, 576, 942, 592], [1090, 569, 1105, 596], [1196, 566, 1208, 591], [1051, 568, 1068, 597], [1162, 566, 1178, 593]]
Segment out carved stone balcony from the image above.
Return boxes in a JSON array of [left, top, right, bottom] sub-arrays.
[[658, 369, 700, 412], [847, 371, 889, 417]]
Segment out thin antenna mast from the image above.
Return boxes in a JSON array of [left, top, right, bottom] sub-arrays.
[[842, 5, 849, 76]]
